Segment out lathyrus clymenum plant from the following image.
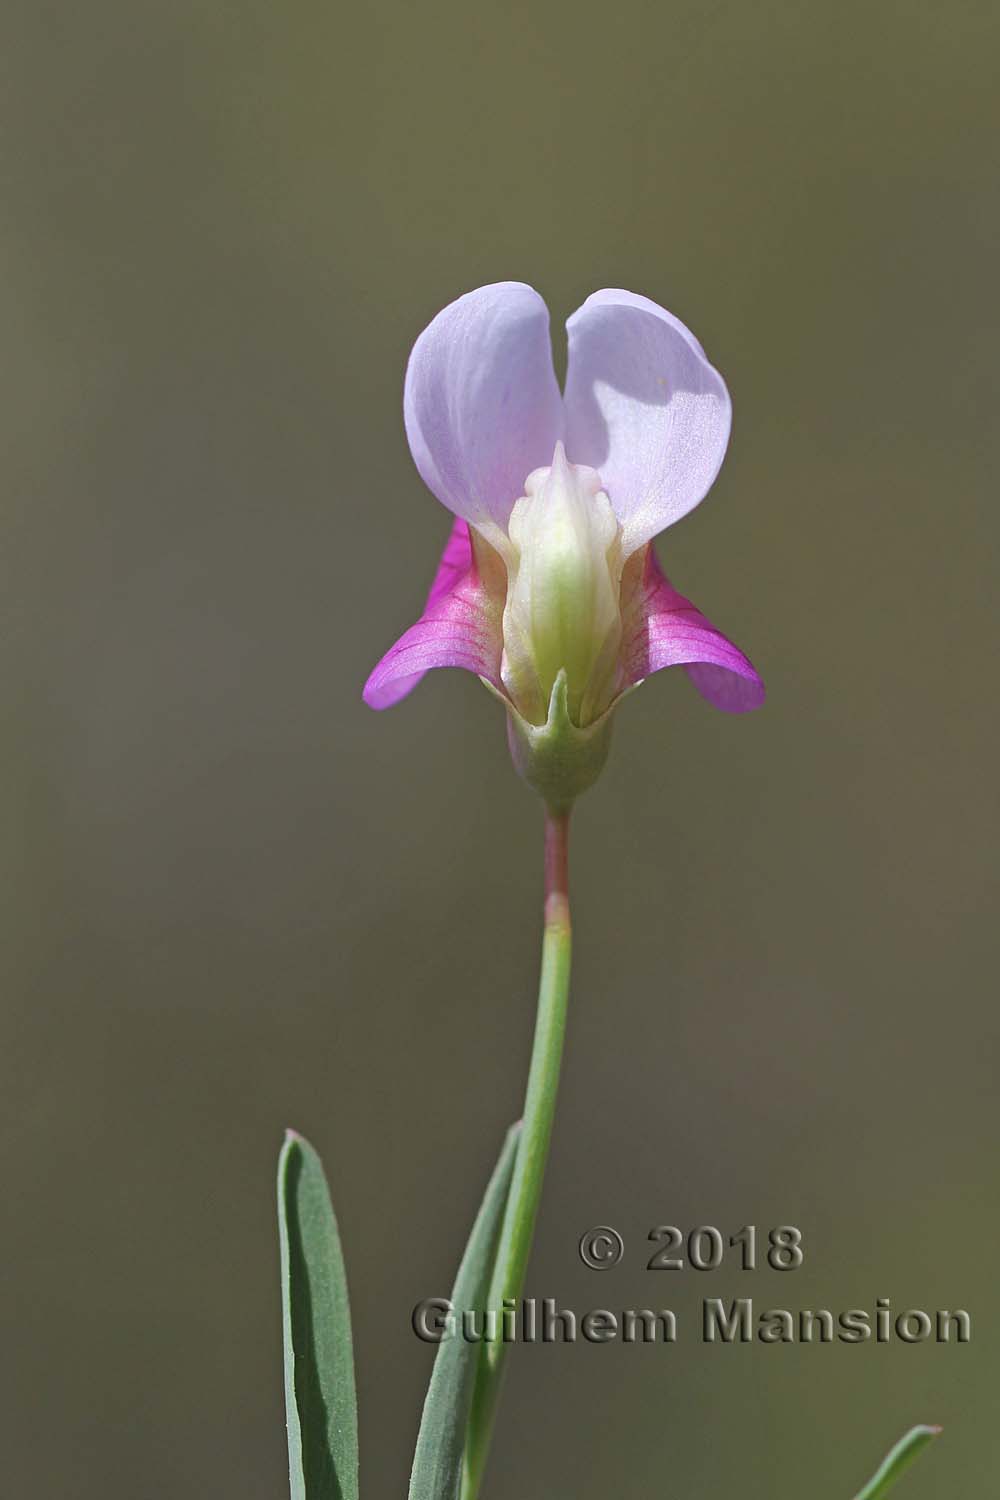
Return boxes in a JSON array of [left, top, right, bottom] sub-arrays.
[[363, 282, 764, 806], [275, 284, 941, 1500]]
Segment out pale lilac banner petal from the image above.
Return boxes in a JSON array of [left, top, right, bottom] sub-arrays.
[[404, 282, 563, 530], [563, 289, 732, 553], [363, 521, 503, 709], [621, 546, 764, 713]]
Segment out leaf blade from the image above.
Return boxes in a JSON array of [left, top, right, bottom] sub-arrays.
[[408, 1123, 521, 1500], [277, 1130, 359, 1500], [852, 1425, 941, 1500]]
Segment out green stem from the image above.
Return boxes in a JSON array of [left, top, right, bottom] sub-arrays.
[[461, 807, 573, 1500]]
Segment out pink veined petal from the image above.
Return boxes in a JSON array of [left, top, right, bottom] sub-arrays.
[[563, 289, 732, 554], [403, 282, 563, 530], [621, 546, 765, 713], [363, 520, 503, 709], [425, 514, 473, 606]]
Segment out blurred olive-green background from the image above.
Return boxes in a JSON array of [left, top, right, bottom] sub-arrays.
[[3, 0, 997, 1495]]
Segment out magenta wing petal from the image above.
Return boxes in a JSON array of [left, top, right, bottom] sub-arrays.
[[622, 547, 765, 713], [363, 520, 503, 709], [564, 289, 732, 554], [424, 514, 473, 606], [404, 282, 563, 530]]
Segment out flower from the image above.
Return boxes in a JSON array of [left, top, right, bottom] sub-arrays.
[[364, 283, 764, 803]]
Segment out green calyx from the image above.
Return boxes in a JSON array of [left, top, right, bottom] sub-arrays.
[[487, 669, 617, 812]]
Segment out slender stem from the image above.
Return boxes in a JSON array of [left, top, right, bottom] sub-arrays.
[[461, 807, 573, 1500], [488, 808, 571, 1326]]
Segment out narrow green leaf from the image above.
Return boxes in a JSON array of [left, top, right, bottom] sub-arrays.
[[851, 1425, 942, 1500], [277, 1130, 359, 1500], [408, 1123, 521, 1500]]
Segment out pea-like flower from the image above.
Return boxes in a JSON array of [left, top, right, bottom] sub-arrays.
[[364, 283, 764, 805]]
